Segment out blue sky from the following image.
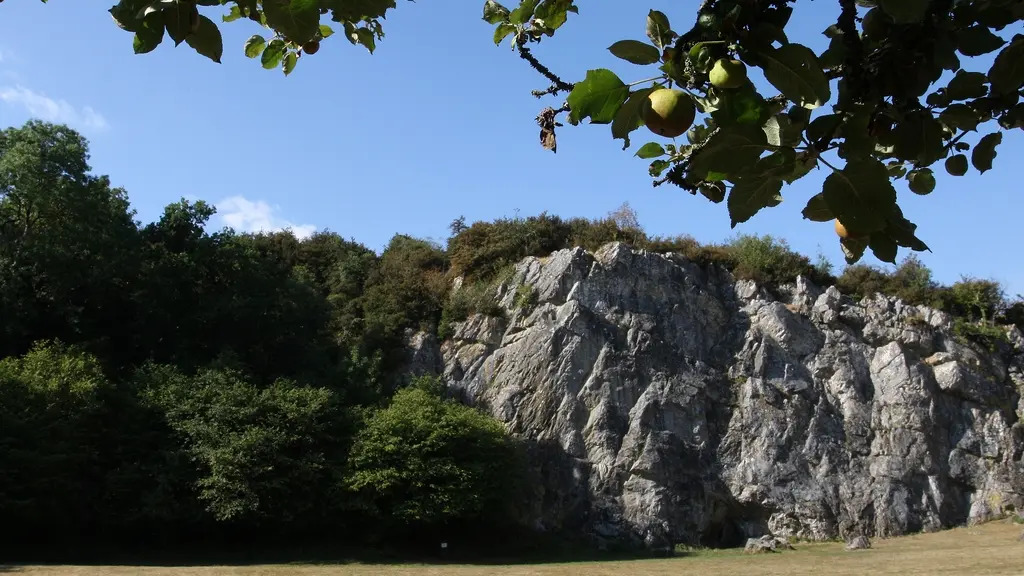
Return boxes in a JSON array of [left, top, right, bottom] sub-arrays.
[[1, 2, 1021, 296]]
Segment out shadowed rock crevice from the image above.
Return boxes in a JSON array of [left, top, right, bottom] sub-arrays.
[[428, 243, 1024, 550]]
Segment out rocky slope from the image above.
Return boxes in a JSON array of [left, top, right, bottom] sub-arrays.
[[424, 242, 1024, 550]]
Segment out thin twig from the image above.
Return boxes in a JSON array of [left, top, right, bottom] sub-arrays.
[[531, 85, 561, 98]]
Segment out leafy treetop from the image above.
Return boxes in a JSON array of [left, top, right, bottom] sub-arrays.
[[24, 0, 1024, 264]]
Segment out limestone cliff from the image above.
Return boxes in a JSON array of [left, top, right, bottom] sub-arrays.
[[427, 242, 1024, 550]]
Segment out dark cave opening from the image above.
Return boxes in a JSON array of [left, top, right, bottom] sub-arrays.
[[703, 517, 751, 548]]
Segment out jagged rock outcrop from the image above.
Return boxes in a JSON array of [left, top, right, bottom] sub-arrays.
[[435, 243, 1024, 551]]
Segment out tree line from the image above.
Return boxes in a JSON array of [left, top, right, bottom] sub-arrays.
[[0, 120, 528, 561], [1, 119, 1020, 561]]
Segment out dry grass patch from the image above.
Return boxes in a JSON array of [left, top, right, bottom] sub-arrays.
[[6, 521, 1024, 576]]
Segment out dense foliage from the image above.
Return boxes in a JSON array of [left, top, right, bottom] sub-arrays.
[[0, 120, 1020, 559], [31, 0, 1021, 266], [0, 121, 524, 557]]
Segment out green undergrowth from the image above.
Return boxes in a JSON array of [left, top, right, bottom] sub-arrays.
[[440, 205, 1022, 350]]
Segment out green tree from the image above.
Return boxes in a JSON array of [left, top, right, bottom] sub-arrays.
[[361, 234, 449, 345], [0, 121, 141, 363], [141, 364, 347, 523], [0, 341, 109, 532], [346, 379, 523, 531], [131, 202, 337, 382], [56, 0, 1022, 264]]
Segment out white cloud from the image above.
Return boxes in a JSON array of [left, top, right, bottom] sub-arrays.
[[0, 85, 108, 131], [216, 195, 316, 239]]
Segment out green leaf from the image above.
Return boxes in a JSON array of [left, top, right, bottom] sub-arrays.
[[819, 35, 848, 69], [353, 27, 377, 54], [891, 112, 945, 166], [821, 158, 897, 236], [907, 168, 936, 195], [762, 115, 788, 147], [728, 177, 783, 227], [133, 11, 165, 55], [482, 0, 511, 24], [1000, 103, 1024, 130], [222, 5, 243, 23], [244, 34, 267, 59], [109, 2, 144, 33], [945, 154, 969, 176], [533, 0, 578, 31], [957, 25, 1006, 57], [689, 124, 769, 178], [263, 0, 320, 45], [748, 21, 789, 49], [608, 40, 661, 65], [806, 113, 842, 144], [699, 182, 727, 203], [840, 236, 868, 264], [185, 15, 223, 63], [509, 0, 538, 25], [612, 87, 655, 149], [319, 25, 334, 39], [988, 35, 1024, 95], [163, 2, 197, 47], [645, 10, 674, 49], [836, 109, 875, 161], [880, 0, 928, 23], [868, 233, 898, 264], [566, 69, 629, 125], [635, 142, 666, 159], [926, 89, 952, 108], [282, 51, 298, 76], [801, 193, 834, 222], [494, 22, 516, 45], [882, 210, 930, 252], [752, 43, 831, 109], [648, 159, 671, 177], [933, 34, 962, 72], [261, 38, 286, 69], [946, 71, 989, 100], [938, 104, 981, 132], [971, 132, 1002, 174], [887, 162, 907, 179], [746, 149, 797, 180], [763, 114, 802, 147], [784, 151, 817, 183]]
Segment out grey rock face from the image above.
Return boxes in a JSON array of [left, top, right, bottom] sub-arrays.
[[400, 328, 444, 383], [436, 243, 1024, 550]]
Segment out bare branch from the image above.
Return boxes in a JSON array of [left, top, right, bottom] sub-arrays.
[[516, 42, 574, 95]]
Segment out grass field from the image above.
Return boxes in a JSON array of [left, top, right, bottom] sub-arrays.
[[5, 521, 1024, 576]]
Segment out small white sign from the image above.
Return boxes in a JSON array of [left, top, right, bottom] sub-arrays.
[[440, 542, 448, 549]]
